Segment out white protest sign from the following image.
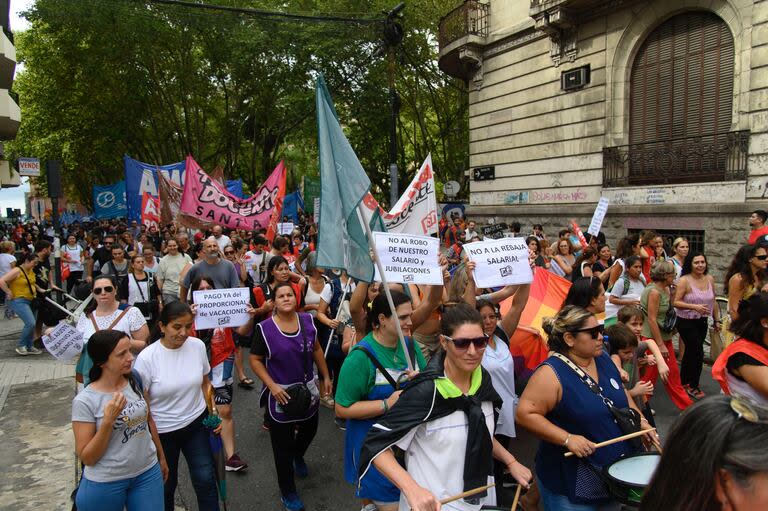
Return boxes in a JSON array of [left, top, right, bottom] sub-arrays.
[[192, 287, 250, 330], [313, 198, 320, 224], [373, 232, 442, 285], [278, 222, 295, 236], [464, 237, 533, 288], [587, 197, 609, 236], [42, 323, 84, 361]]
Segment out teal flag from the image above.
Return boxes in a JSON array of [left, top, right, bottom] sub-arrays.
[[315, 75, 378, 282]]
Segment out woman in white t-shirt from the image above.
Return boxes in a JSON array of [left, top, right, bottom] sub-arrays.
[[361, 304, 532, 511], [134, 301, 221, 511], [605, 255, 646, 326], [75, 276, 149, 387], [72, 330, 166, 511], [62, 234, 85, 293]]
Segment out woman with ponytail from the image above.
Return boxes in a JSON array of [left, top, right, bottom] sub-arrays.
[[71, 330, 166, 511], [133, 301, 220, 511]]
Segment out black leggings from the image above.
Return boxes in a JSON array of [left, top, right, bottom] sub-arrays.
[[677, 317, 709, 388], [265, 412, 319, 497]]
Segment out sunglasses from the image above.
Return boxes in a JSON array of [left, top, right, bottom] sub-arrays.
[[93, 286, 115, 295], [755, 254, 768, 261], [570, 325, 604, 339], [443, 334, 489, 350]]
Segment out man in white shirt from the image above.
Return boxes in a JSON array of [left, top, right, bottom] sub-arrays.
[[212, 225, 231, 252], [243, 235, 268, 286], [464, 220, 479, 241], [156, 238, 193, 304]]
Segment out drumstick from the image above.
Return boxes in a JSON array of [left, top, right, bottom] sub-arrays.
[[511, 483, 522, 510], [564, 428, 656, 457], [650, 434, 663, 454], [438, 483, 496, 505]]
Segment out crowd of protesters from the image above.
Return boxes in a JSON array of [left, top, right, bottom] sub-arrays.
[[3, 208, 768, 511]]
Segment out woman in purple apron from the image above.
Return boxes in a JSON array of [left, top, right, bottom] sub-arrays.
[[245, 282, 332, 511]]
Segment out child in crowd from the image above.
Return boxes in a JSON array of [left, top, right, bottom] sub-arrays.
[[606, 306, 667, 424]]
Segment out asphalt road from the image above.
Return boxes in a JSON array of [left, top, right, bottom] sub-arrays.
[[175, 361, 722, 511]]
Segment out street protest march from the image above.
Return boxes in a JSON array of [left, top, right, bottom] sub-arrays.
[[0, 44, 768, 511]]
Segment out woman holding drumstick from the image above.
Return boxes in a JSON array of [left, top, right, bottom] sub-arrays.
[[516, 305, 656, 511]]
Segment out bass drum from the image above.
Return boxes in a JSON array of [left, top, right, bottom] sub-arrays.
[[603, 452, 661, 507]]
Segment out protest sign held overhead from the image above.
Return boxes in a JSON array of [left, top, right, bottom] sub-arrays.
[[465, 237, 533, 288], [372, 232, 442, 285], [42, 323, 85, 361], [192, 287, 250, 330], [481, 222, 508, 240], [587, 197, 609, 236], [278, 222, 295, 235], [180, 156, 287, 232]]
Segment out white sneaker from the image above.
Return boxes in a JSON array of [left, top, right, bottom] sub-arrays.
[[361, 504, 378, 511], [15, 346, 29, 356], [27, 346, 43, 355]]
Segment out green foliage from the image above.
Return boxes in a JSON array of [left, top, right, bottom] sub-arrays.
[[7, 0, 468, 208]]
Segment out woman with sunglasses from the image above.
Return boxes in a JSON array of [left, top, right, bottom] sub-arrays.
[[336, 285, 441, 511], [713, 292, 768, 405], [75, 276, 149, 388], [516, 305, 654, 511], [242, 282, 332, 511], [223, 243, 248, 286], [722, 244, 768, 347], [641, 395, 768, 511], [639, 260, 692, 410], [359, 304, 533, 511]]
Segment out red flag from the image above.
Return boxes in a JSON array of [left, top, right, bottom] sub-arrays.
[[571, 220, 589, 249], [499, 268, 572, 379], [141, 192, 160, 230]]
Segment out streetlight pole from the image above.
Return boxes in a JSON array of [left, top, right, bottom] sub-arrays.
[[384, 3, 404, 209]]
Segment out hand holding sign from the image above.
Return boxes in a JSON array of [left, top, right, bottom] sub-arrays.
[[373, 232, 443, 286], [42, 323, 85, 361], [192, 287, 251, 330], [464, 238, 533, 289]]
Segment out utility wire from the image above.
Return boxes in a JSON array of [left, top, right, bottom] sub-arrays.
[[145, 0, 385, 25]]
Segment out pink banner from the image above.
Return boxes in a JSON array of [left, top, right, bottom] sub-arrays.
[[180, 156, 286, 231]]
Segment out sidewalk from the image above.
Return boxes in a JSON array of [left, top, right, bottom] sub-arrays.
[[0, 314, 76, 511]]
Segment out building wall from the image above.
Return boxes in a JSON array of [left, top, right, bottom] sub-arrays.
[[461, 0, 768, 282]]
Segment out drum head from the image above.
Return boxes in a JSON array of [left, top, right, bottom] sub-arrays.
[[606, 453, 661, 487]]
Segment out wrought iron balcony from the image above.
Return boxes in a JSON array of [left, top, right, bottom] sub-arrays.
[[438, 0, 489, 50], [603, 131, 750, 187]]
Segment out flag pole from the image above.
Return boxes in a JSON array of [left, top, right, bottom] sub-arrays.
[[356, 204, 414, 371], [324, 278, 351, 358]]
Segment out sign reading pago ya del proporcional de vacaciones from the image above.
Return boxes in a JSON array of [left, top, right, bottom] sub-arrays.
[[373, 232, 443, 285], [464, 237, 533, 288], [17, 158, 41, 177]]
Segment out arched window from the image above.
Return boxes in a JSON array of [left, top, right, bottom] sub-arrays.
[[627, 11, 737, 184]]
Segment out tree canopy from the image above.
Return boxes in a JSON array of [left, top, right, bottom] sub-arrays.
[[7, 0, 469, 208]]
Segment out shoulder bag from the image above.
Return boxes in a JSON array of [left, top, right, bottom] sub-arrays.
[[281, 321, 314, 419], [552, 352, 644, 451]]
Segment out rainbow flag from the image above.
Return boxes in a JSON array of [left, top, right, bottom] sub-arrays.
[[499, 268, 572, 380]]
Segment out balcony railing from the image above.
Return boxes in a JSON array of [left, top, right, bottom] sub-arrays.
[[438, 0, 489, 50], [603, 131, 750, 187]]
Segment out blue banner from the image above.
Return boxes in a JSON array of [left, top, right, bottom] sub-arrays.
[[282, 190, 305, 223], [123, 155, 185, 222], [226, 179, 244, 199], [93, 181, 127, 220]]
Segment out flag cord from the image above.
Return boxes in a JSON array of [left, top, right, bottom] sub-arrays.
[[356, 204, 414, 371]]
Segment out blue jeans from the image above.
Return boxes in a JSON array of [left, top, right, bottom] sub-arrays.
[[159, 412, 220, 511], [75, 462, 163, 511], [8, 298, 35, 349], [538, 478, 621, 511]]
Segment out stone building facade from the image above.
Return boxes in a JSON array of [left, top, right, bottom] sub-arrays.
[[438, 0, 768, 279]]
